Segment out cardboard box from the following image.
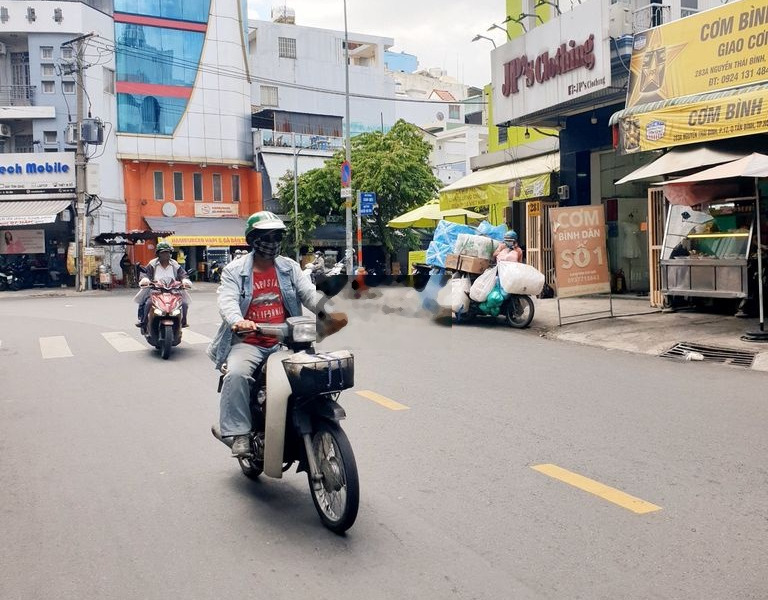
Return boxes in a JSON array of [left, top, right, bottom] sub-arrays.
[[445, 254, 460, 270], [459, 255, 490, 274]]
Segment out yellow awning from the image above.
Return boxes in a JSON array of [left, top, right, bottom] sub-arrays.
[[439, 153, 558, 210]]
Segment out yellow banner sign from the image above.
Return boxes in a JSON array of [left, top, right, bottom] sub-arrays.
[[549, 206, 611, 298], [440, 174, 551, 210], [617, 85, 768, 153], [165, 235, 246, 246], [627, 1, 768, 109], [408, 250, 427, 273]]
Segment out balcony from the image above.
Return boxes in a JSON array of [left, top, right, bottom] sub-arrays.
[[0, 85, 36, 107], [633, 4, 671, 31], [253, 129, 344, 153]]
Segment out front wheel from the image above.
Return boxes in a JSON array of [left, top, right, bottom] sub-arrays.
[[506, 295, 534, 328], [160, 323, 173, 359], [308, 420, 359, 534]]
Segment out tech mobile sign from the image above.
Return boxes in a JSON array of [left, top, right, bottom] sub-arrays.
[[491, 0, 611, 124], [0, 152, 76, 200]]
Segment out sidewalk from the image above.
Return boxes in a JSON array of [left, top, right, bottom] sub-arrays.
[[3, 282, 767, 372], [533, 294, 768, 372]]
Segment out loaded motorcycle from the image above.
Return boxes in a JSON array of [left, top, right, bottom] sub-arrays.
[[140, 280, 185, 359], [211, 315, 359, 534]]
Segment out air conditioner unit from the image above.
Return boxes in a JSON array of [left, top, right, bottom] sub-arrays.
[[557, 184, 569, 200], [0, 124, 11, 137], [608, 2, 632, 38], [0, 42, 7, 56]]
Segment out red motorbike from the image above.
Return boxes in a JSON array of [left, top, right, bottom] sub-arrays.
[[141, 280, 184, 359]]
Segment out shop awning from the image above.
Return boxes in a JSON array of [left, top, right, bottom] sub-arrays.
[[615, 145, 748, 185], [439, 153, 558, 210], [610, 82, 768, 155], [145, 217, 247, 246], [0, 199, 72, 227]]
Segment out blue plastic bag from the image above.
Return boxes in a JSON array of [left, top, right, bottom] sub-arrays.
[[433, 220, 476, 248], [476, 221, 506, 242], [425, 241, 452, 267]]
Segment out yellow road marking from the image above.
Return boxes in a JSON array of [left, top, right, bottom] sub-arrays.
[[355, 390, 410, 411], [531, 464, 662, 514]]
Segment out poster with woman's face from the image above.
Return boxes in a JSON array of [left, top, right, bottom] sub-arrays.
[[0, 229, 45, 255]]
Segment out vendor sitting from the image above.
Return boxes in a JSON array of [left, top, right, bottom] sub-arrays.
[[493, 230, 523, 263]]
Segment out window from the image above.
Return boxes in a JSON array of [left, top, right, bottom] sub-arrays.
[[15, 135, 34, 153], [61, 46, 74, 60], [260, 85, 278, 107], [232, 174, 241, 203], [212, 173, 222, 202], [41, 81, 55, 94], [114, 0, 209, 23], [193, 173, 203, 201], [62, 81, 75, 94], [278, 37, 296, 59], [681, 0, 698, 17], [103, 67, 115, 95], [173, 172, 184, 201], [41, 64, 55, 77], [448, 104, 461, 120], [40, 46, 53, 59], [153, 171, 164, 200], [498, 126, 508, 144], [43, 131, 57, 145]]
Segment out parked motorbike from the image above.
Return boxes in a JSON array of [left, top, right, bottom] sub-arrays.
[[211, 316, 359, 534], [140, 280, 185, 359]]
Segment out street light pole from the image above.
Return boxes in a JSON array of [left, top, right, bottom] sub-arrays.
[[343, 0, 354, 274], [292, 141, 303, 262]]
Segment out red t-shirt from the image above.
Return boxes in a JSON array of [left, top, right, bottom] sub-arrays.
[[243, 266, 286, 347]]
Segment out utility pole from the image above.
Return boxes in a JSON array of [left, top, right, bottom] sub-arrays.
[[343, 0, 353, 274], [64, 32, 93, 292], [293, 141, 303, 262]]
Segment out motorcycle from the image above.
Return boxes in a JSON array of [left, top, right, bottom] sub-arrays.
[[0, 258, 17, 291], [209, 261, 222, 283], [211, 316, 359, 534], [451, 270, 535, 329], [140, 280, 185, 359]]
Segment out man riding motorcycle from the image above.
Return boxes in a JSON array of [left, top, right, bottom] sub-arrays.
[[136, 242, 192, 327], [206, 211, 348, 458]]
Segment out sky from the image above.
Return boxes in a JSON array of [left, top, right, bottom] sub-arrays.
[[247, 0, 508, 88]]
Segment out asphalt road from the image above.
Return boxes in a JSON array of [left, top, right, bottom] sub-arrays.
[[1, 286, 766, 600]]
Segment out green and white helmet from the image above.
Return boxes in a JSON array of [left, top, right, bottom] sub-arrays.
[[245, 211, 285, 243], [155, 241, 174, 255]]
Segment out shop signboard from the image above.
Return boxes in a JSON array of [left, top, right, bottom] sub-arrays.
[[550, 206, 611, 298], [626, 1, 768, 110], [0, 229, 45, 255], [491, 0, 610, 124], [617, 85, 768, 153], [194, 203, 240, 218], [441, 173, 552, 211], [0, 153, 76, 200], [165, 235, 246, 246]]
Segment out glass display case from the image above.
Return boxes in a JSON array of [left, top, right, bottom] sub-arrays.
[[660, 197, 755, 298]]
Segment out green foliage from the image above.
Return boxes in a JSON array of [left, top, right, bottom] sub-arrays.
[[277, 120, 442, 260]]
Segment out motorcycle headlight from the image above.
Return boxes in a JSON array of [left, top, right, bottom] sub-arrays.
[[292, 321, 317, 343], [153, 308, 164, 316], [170, 308, 181, 317]]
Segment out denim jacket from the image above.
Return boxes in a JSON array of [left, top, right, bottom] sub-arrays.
[[206, 253, 325, 369]]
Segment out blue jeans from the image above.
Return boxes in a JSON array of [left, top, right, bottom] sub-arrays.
[[219, 340, 280, 437]]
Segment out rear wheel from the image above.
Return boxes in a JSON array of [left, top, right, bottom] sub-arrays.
[[506, 295, 534, 328], [160, 323, 173, 359], [308, 420, 359, 534]]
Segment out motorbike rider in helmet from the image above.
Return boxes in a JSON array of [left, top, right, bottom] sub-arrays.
[[493, 230, 523, 263], [207, 211, 348, 458], [136, 241, 192, 327]]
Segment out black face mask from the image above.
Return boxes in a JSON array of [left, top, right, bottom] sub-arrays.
[[250, 232, 283, 259]]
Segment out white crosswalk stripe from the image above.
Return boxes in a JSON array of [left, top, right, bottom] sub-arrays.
[[101, 331, 145, 353], [39, 336, 73, 359], [181, 329, 212, 345]]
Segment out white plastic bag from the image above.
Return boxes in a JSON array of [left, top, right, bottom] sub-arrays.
[[451, 276, 471, 314], [469, 266, 498, 302], [453, 233, 495, 260], [497, 261, 545, 295]]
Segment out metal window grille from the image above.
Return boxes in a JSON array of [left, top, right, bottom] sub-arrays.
[[260, 85, 278, 107], [278, 37, 296, 59]]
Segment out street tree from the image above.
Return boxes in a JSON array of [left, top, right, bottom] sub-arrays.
[[277, 120, 442, 263]]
